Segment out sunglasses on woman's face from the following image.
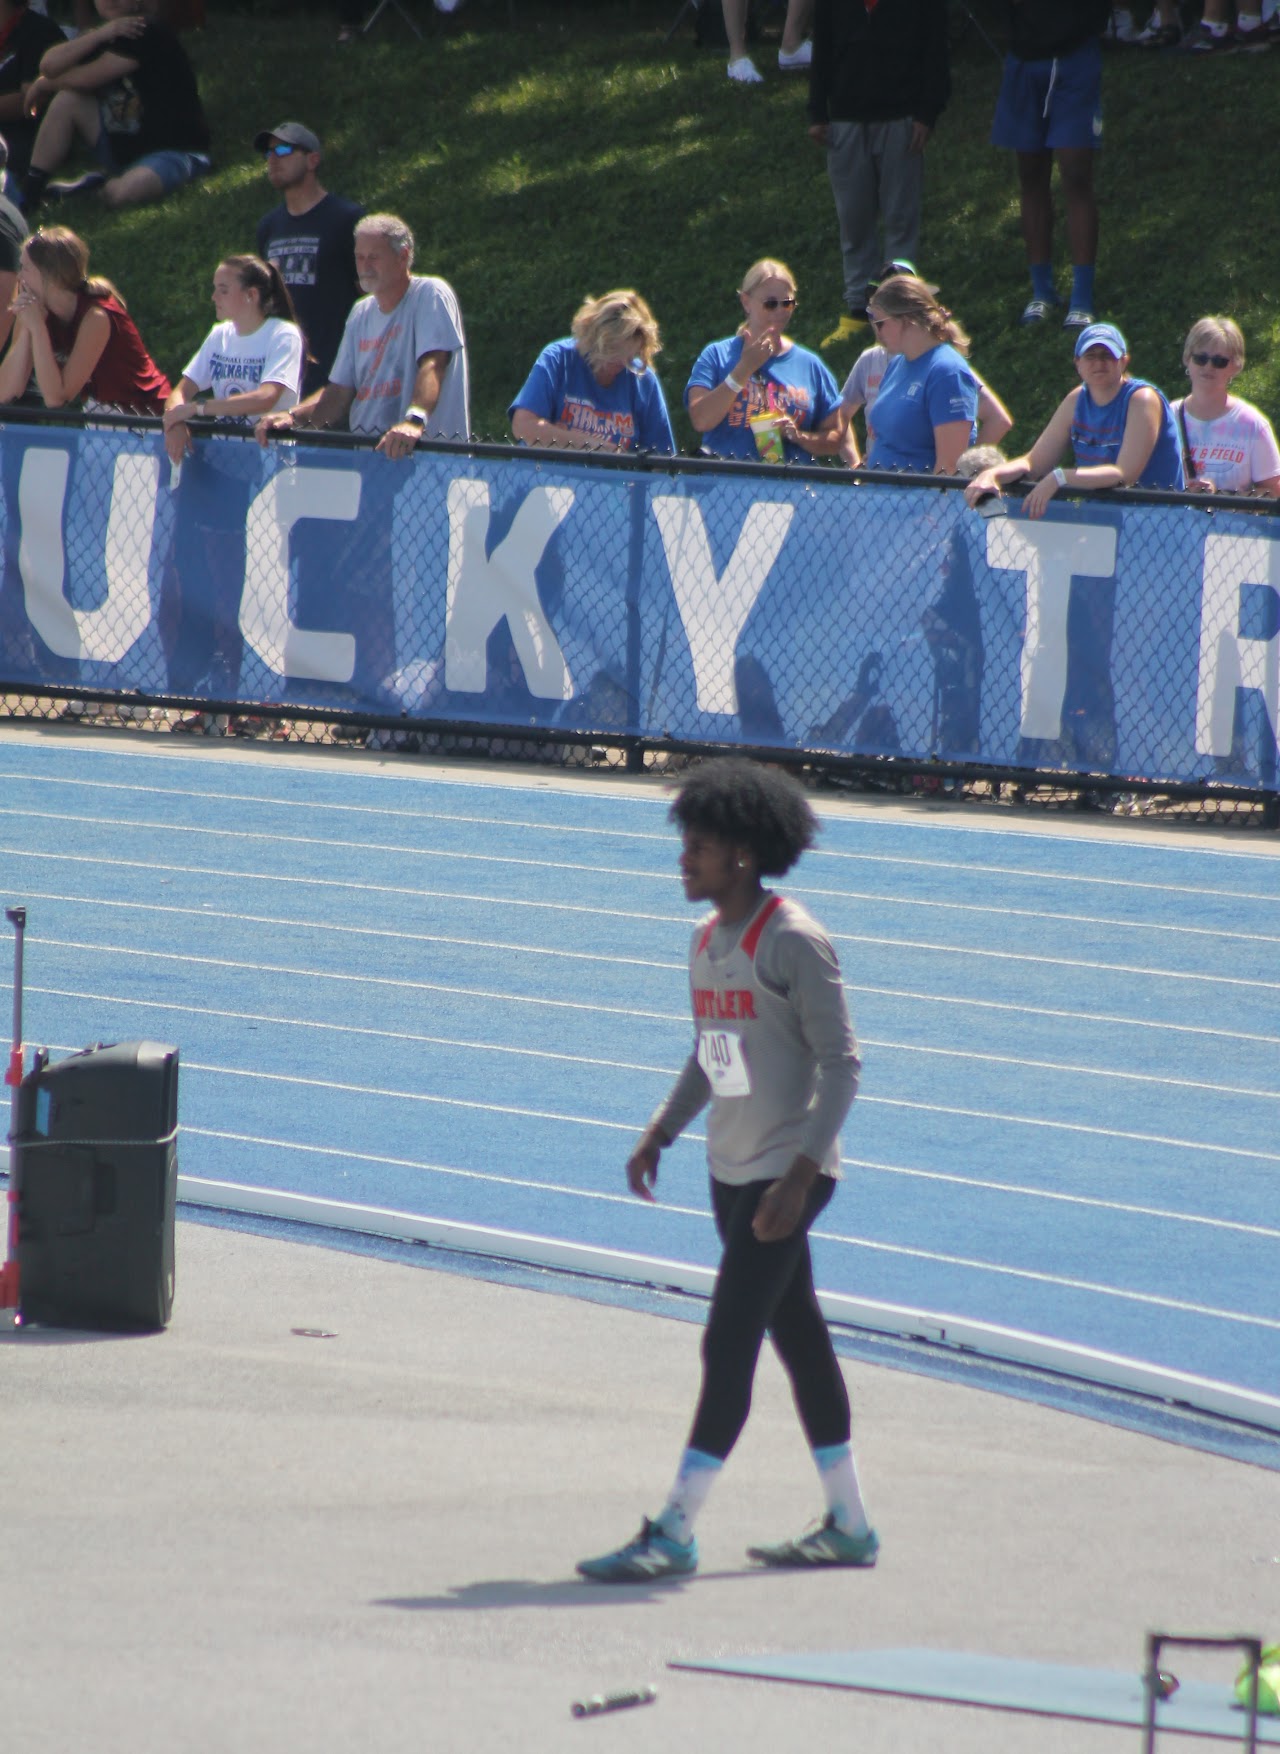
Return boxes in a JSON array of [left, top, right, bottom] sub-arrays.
[[759, 297, 797, 310], [1190, 352, 1231, 369]]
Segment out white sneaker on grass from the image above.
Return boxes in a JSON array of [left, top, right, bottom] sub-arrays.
[[778, 38, 812, 68], [727, 54, 764, 82]]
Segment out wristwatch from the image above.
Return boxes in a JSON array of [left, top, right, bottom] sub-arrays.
[[403, 405, 428, 428]]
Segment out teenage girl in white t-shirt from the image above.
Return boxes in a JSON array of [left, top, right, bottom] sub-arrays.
[[162, 254, 304, 464], [1171, 316, 1280, 498]]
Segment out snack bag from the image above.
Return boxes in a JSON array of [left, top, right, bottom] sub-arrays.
[[748, 412, 785, 464]]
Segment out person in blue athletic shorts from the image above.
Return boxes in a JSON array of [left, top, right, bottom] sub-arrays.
[[576, 759, 877, 1583], [509, 289, 675, 455], [990, 0, 1112, 331]]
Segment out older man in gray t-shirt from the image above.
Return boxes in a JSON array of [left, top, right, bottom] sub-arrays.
[[256, 211, 470, 458]]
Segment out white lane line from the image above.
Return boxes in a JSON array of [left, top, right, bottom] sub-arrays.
[[39, 1043, 640, 1136], [27, 985, 682, 1075], [872, 1038, 1278, 1101], [27, 922, 681, 976], [808, 844, 1280, 899], [4, 810, 1277, 929], [12, 856, 1276, 954], [846, 1158, 1280, 1242], [8, 874, 1275, 993], [188, 1127, 709, 1218], [0, 846, 686, 922], [185, 1126, 1280, 1245], [183, 1135, 1278, 1305], [793, 883, 1280, 946], [830, 930, 1279, 992], [816, 1228, 1280, 1331], [34, 1027, 1267, 1168], [9, 904, 1274, 1050], [2, 776, 1276, 894], [850, 982, 1280, 1048], [863, 1095, 1280, 1164], [22, 941, 678, 1019], [17, 977, 1270, 1107]]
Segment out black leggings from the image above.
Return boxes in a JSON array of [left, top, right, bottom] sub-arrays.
[[688, 1176, 851, 1461]]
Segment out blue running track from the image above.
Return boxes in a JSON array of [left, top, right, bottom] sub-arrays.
[[1, 735, 1276, 1413]]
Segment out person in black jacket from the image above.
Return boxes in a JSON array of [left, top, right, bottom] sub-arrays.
[[0, 0, 65, 185], [990, 0, 1112, 332], [807, 0, 950, 348], [18, 0, 210, 215]]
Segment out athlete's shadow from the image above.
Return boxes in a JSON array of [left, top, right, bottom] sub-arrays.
[[375, 1569, 769, 1612]]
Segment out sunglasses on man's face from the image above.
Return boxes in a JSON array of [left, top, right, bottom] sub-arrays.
[[1190, 352, 1232, 369], [759, 296, 797, 310], [266, 143, 298, 158]]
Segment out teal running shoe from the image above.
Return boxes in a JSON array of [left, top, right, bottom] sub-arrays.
[[576, 1518, 698, 1583], [747, 1514, 880, 1568]]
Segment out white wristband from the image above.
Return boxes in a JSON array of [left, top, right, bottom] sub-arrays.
[[1052, 466, 1067, 489], [724, 371, 745, 394]]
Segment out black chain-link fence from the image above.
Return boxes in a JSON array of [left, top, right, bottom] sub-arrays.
[[1, 408, 1275, 828]]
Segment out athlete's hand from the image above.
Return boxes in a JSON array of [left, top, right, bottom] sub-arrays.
[[753, 1158, 819, 1242], [626, 1130, 665, 1202]]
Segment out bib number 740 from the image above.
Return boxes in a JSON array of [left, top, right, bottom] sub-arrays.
[[697, 1028, 751, 1097]]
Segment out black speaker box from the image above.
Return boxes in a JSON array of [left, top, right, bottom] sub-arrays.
[[15, 1040, 179, 1331]]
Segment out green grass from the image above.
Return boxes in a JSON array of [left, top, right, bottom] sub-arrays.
[[71, 0, 1280, 451]]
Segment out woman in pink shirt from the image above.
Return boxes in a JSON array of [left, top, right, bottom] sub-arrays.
[[1172, 317, 1280, 498]]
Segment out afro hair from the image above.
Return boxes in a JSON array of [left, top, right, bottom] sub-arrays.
[[669, 759, 817, 877]]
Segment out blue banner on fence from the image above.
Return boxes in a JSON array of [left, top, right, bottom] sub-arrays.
[[0, 421, 1276, 790]]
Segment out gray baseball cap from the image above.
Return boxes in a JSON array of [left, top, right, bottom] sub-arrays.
[[253, 121, 321, 155]]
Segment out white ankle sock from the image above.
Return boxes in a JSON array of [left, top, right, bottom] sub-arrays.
[[657, 1447, 722, 1543], [813, 1441, 870, 1535]]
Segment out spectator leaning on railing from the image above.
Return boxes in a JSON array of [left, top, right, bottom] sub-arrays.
[[162, 255, 304, 464], [0, 222, 168, 412], [686, 257, 844, 465], [256, 211, 470, 459], [509, 289, 675, 455], [1171, 317, 1280, 498], [961, 321, 1183, 516]]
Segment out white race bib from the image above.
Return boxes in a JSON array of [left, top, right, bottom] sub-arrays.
[[697, 1028, 752, 1097]]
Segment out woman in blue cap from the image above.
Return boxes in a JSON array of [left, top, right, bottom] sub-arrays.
[[963, 321, 1183, 515]]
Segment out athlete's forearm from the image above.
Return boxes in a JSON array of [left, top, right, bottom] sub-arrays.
[[651, 1050, 710, 1143]]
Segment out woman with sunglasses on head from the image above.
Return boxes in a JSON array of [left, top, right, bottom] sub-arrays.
[[0, 223, 168, 412], [1171, 318, 1280, 499], [509, 289, 675, 454], [839, 260, 1012, 467], [685, 259, 843, 464], [861, 274, 980, 475], [962, 322, 1183, 518]]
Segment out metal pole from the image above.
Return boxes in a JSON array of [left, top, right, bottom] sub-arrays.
[[1, 905, 26, 1311]]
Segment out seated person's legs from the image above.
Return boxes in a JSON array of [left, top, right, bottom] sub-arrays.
[[102, 149, 207, 211]]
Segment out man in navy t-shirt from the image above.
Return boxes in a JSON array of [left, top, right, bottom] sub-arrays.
[[255, 120, 365, 399]]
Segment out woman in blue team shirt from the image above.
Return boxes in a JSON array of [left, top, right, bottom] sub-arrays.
[[863, 274, 980, 474], [963, 322, 1184, 514], [509, 289, 675, 454], [685, 259, 844, 465]]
